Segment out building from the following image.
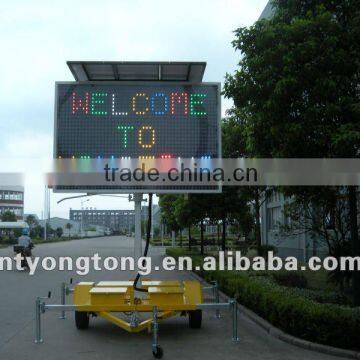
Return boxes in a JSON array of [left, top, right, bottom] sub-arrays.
[[69, 206, 158, 234], [259, 1, 274, 20], [0, 186, 25, 220], [39, 217, 82, 237], [260, 191, 326, 262], [70, 209, 140, 233], [38, 217, 106, 237]]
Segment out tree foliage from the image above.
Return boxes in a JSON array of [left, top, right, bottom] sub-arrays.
[[224, 0, 359, 158], [158, 194, 182, 234], [223, 0, 359, 300]]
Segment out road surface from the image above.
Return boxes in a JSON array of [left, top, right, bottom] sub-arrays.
[[0, 236, 344, 359]]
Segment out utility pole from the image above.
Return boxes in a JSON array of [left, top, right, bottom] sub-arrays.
[[129, 193, 144, 262], [80, 199, 90, 236], [43, 185, 50, 241]]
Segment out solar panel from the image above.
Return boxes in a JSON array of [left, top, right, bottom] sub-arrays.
[[67, 61, 206, 82]]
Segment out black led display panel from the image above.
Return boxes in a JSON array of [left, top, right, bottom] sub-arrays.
[[55, 82, 221, 159]]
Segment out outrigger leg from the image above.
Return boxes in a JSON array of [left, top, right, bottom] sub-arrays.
[[152, 306, 163, 358]]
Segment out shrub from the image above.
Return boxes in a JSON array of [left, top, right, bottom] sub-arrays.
[[289, 287, 352, 306], [245, 248, 258, 259], [213, 273, 360, 350], [272, 271, 308, 288], [166, 247, 360, 350]]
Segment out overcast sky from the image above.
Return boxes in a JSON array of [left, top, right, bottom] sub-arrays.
[[0, 0, 267, 219]]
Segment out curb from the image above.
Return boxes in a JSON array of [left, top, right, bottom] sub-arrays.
[[190, 271, 360, 360]]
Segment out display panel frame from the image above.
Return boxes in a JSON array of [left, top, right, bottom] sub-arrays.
[[53, 81, 221, 194]]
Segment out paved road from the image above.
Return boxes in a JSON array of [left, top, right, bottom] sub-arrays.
[[0, 236, 344, 360]]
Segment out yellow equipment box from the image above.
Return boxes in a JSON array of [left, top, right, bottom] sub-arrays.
[[73, 280, 203, 312], [89, 287, 128, 306], [148, 286, 184, 305]]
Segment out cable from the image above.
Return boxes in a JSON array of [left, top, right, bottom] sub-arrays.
[[133, 193, 152, 292]]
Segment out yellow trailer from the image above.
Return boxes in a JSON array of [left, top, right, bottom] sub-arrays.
[[35, 279, 239, 358]]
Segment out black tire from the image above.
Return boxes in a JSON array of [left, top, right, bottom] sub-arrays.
[[188, 309, 202, 329], [152, 346, 163, 359], [75, 311, 89, 329]]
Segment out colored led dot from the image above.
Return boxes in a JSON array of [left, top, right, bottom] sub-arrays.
[[190, 93, 207, 116], [138, 125, 155, 149], [72, 92, 89, 114], [90, 92, 108, 115], [170, 92, 188, 115], [151, 92, 168, 115], [132, 93, 149, 115], [111, 94, 128, 116], [118, 125, 134, 148]]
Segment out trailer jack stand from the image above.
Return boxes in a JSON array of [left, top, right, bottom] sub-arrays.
[[151, 306, 163, 358]]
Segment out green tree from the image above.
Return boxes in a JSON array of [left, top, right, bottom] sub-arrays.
[[55, 227, 63, 238], [158, 195, 182, 238], [206, 188, 252, 251], [32, 224, 43, 239], [65, 223, 73, 239], [280, 187, 353, 289], [174, 195, 194, 250], [153, 226, 160, 238], [1, 210, 17, 222], [25, 214, 38, 229], [222, 118, 271, 251], [224, 0, 359, 303], [175, 194, 210, 254], [26, 215, 40, 238]]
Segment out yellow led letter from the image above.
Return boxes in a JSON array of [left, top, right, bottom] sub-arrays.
[[138, 125, 155, 149]]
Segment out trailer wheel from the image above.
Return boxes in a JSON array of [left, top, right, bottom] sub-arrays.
[[75, 311, 89, 329], [188, 310, 202, 329], [152, 346, 163, 359]]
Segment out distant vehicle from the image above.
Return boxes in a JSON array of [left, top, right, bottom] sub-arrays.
[[104, 229, 112, 236], [13, 243, 34, 270]]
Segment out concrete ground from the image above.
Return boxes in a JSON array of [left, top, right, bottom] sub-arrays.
[[0, 236, 344, 360]]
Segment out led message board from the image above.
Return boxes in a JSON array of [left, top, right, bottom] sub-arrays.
[[55, 82, 220, 159]]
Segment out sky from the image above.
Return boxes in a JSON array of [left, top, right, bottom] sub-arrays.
[[0, 0, 268, 219]]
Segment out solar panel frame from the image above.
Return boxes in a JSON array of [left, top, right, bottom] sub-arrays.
[[67, 61, 206, 82]]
